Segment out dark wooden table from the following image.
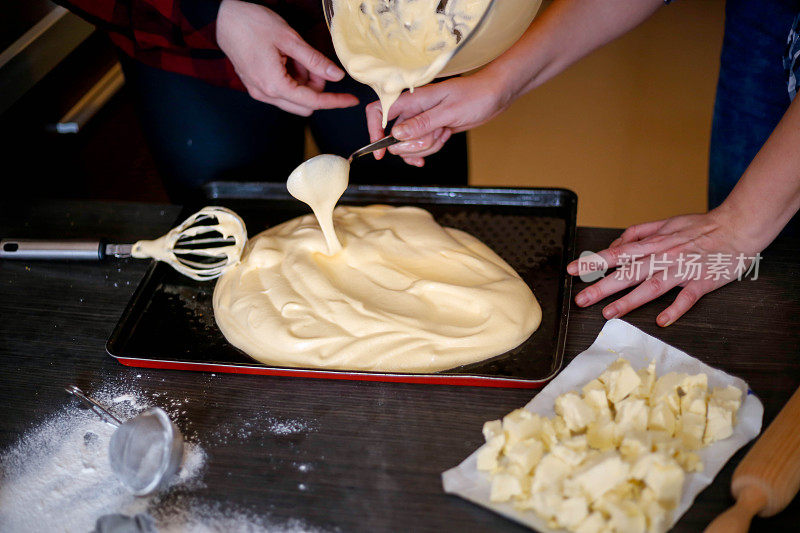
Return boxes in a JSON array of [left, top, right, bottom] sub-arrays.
[[1, 200, 798, 532]]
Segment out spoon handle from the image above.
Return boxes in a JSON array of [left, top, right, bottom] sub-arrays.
[[349, 136, 401, 162], [65, 385, 123, 427]]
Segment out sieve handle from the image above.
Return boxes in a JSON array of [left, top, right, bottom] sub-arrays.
[[65, 385, 122, 427], [0, 239, 106, 260]]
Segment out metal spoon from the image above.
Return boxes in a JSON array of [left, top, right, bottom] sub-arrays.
[[348, 136, 401, 162], [65, 385, 184, 496]]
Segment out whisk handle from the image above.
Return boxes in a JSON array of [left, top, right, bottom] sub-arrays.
[[0, 239, 106, 261]]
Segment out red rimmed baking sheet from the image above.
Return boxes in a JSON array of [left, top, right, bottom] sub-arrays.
[[107, 184, 577, 387]]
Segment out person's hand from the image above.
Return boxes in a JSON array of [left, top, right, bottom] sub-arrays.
[[566, 206, 769, 327], [217, 0, 359, 116], [365, 68, 518, 166]]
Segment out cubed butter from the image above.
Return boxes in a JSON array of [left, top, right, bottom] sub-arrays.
[[575, 512, 609, 533], [599, 359, 642, 404], [477, 359, 741, 533], [620, 432, 651, 461], [601, 500, 647, 533], [556, 496, 590, 529], [490, 472, 524, 502], [704, 402, 734, 444], [556, 392, 597, 432], [553, 415, 572, 441], [476, 436, 504, 471], [483, 419, 503, 442], [647, 402, 676, 435], [635, 360, 657, 399], [530, 454, 571, 492], [615, 397, 649, 434], [710, 385, 742, 422], [587, 417, 617, 451], [652, 372, 687, 414], [552, 442, 589, 467], [679, 387, 707, 417], [634, 454, 684, 506], [502, 409, 542, 447], [583, 386, 612, 418], [676, 412, 706, 450], [505, 438, 545, 475], [571, 452, 630, 502]]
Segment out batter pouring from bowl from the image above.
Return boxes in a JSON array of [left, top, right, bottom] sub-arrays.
[[330, 0, 492, 127]]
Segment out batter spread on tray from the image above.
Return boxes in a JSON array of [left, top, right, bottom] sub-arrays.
[[212, 155, 541, 373]]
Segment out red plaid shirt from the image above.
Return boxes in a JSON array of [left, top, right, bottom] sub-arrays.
[[54, 0, 314, 91]]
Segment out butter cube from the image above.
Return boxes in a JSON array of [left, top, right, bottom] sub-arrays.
[[587, 416, 617, 451], [482, 419, 503, 442], [583, 384, 612, 418], [565, 434, 590, 452], [476, 436, 504, 471], [640, 495, 669, 533], [615, 397, 649, 434], [676, 412, 706, 450], [477, 419, 507, 471], [675, 449, 703, 473], [711, 385, 743, 421], [505, 438, 544, 475], [502, 409, 542, 447], [556, 392, 597, 432], [704, 402, 734, 444], [553, 415, 572, 441], [620, 432, 651, 461], [635, 360, 657, 399], [583, 378, 605, 395], [599, 500, 647, 533], [680, 387, 708, 417], [575, 512, 609, 533], [556, 496, 590, 529], [633, 454, 684, 506], [537, 418, 558, 450], [552, 442, 589, 467], [599, 359, 642, 404], [531, 454, 571, 492], [525, 489, 564, 521], [680, 373, 708, 393], [571, 452, 630, 502], [647, 402, 676, 435], [490, 472, 524, 502], [652, 372, 687, 414]]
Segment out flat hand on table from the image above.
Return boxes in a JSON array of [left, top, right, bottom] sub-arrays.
[[217, 0, 359, 116], [566, 209, 766, 327], [365, 70, 514, 166]]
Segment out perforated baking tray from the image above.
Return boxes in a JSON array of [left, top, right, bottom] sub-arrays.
[[107, 183, 577, 388]]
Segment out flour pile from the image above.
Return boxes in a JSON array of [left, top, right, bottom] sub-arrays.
[[0, 381, 323, 533]]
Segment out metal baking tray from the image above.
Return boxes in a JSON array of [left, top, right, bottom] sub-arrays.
[[107, 183, 577, 388]]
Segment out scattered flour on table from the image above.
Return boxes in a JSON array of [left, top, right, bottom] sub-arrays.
[[209, 412, 316, 445], [0, 380, 324, 533]]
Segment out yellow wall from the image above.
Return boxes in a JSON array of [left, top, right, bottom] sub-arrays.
[[468, 0, 726, 228]]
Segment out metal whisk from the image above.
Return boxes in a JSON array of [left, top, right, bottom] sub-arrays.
[[0, 206, 248, 281], [130, 206, 248, 281]]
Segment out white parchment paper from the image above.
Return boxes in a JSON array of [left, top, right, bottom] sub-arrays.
[[442, 319, 764, 532]]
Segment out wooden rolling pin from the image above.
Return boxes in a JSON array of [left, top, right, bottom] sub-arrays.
[[705, 385, 800, 533]]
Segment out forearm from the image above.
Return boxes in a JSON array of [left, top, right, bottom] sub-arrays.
[[483, 0, 663, 98], [718, 96, 800, 247]]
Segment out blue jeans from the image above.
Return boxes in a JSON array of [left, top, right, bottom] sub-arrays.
[[710, 0, 799, 234]]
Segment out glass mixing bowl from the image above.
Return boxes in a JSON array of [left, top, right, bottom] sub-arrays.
[[322, 0, 543, 78]]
